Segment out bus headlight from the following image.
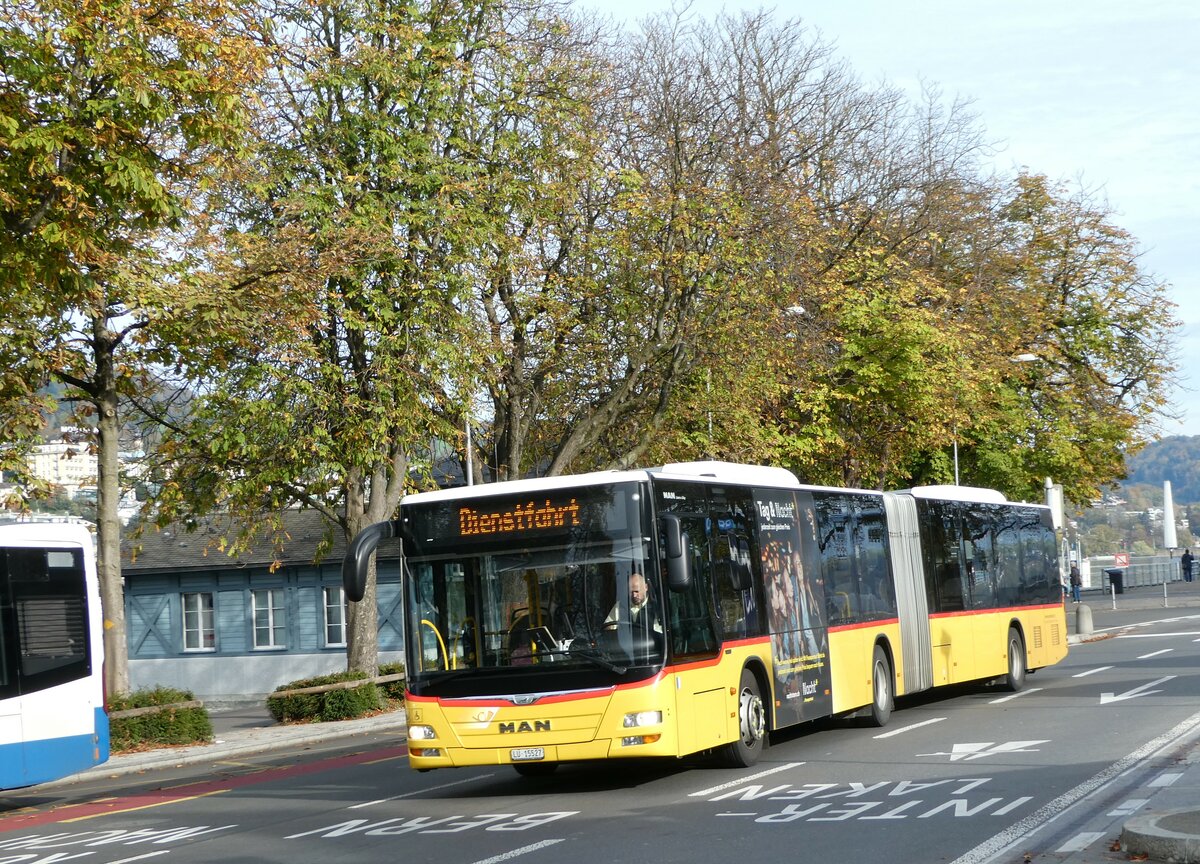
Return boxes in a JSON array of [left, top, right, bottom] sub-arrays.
[[623, 711, 662, 728], [408, 724, 436, 740]]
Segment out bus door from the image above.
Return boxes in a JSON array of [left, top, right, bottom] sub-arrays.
[[655, 483, 722, 755]]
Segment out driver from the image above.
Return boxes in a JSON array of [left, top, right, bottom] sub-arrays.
[[605, 571, 662, 633]]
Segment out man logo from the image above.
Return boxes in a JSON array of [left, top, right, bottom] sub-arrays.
[[499, 720, 551, 734]]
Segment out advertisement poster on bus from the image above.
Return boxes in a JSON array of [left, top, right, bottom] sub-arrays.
[[754, 489, 831, 727]]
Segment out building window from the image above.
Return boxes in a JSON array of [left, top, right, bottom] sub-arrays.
[[252, 588, 286, 649], [324, 586, 347, 647], [182, 592, 216, 651]]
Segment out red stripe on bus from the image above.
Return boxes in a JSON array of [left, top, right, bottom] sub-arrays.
[[828, 618, 900, 633]]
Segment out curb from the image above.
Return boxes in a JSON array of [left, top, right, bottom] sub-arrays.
[[1121, 809, 1200, 863], [49, 710, 409, 787]]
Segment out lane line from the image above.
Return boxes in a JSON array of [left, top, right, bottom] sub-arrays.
[[689, 763, 805, 797], [350, 773, 495, 808], [1072, 666, 1113, 678], [873, 717, 946, 739], [989, 688, 1043, 704], [947, 706, 1200, 864], [468, 839, 564, 863], [62, 789, 229, 822], [1138, 649, 1174, 659], [108, 854, 170, 864], [1119, 632, 1200, 638], [1056, 832, 1105, 853]]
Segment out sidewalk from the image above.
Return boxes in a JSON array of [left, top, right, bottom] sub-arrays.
[[59, 703, 409, 786]]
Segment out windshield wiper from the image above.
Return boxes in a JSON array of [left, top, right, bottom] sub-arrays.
[[569, 645, 627, 674]]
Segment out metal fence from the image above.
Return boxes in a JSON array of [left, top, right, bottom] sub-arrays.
[[1082, 554, 1188, 591]]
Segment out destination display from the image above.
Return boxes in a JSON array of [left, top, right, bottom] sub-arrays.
[[403, 484, 635, 552]]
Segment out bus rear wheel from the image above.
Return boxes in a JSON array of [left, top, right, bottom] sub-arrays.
[[720, 668, 766, 768], [1003, 628, 1027, 692], [867, 645, 893, 727]]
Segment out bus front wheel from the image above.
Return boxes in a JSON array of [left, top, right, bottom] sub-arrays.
[[867, 645, 893, 727], [1003, 628, 1027, 692], [721, 668, 766, 768]]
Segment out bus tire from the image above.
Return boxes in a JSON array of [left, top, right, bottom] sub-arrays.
[[1003, 628, 1027, 692], [513, 761, 559, 778], [721, 668, 766, 768], [867, 644, 893, 727]]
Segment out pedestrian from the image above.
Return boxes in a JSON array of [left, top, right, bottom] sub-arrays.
[[1183, 548, 1194, 583], [1069, 562, 1082, 603]]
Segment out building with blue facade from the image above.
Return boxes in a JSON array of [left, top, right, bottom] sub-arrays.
[[122, 510, 404, 704]]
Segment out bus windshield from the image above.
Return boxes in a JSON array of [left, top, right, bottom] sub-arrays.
[[400, 482, 663, 688]]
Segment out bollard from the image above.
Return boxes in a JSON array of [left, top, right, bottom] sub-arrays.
[[1076, 603, 1093, 638], [1164, 581, 1169, 608]]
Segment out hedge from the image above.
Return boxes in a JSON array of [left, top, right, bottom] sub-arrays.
[[266, 671, 381, 722], [108, 687, 213, 752]]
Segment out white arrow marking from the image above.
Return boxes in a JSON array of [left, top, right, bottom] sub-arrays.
[[918, 740, 1049, 761], [1100, 675, 1176, 704]]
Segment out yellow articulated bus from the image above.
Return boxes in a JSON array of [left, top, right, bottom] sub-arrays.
[[342, 461, 1068, 776]]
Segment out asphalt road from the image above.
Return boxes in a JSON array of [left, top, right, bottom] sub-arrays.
[[4, 603, 1200, 864]]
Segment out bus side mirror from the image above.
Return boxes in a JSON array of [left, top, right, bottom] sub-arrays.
[[342, 520, 397, 602], [663, 515, 692, 592]]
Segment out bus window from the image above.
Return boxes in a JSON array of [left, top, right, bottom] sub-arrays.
[[962, 505, 997, 609]]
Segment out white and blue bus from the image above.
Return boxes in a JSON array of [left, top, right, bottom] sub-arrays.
[[1, 520, 109, 789]]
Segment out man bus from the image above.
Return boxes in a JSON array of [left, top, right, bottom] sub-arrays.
[[343, 461, 1067, 775]]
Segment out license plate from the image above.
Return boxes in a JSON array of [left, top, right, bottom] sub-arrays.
[[510, 747, 545, 762]]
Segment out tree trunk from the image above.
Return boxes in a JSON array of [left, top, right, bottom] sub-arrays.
[[343, 451, 407, 676], [94, 337, 129, 695]]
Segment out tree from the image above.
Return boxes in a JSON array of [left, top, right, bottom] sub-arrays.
[[151, 0, 595, 674], [955, 173, 1178, 503], [0, 0, 265, 692]]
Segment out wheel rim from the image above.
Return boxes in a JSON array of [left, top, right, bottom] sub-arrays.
[[1009, 639, 1022, 681], [739, 686, 765, 746], [874, 660, 890, 710]]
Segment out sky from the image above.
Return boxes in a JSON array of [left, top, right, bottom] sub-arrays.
[[591, 0, 1200, 437]]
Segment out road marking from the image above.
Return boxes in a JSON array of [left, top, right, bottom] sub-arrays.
[[917, 741, 1048, 762], [1150, 772, 1183, 788], [468, 839, 564, 863], [61, 789, 229, 822], [362, 754, 408, 765], [989, 688, 1042, 704], [872, 717, 946, 739], [1056, 832, 1105, 852], [1072, 666, 1113, 678], [1100, 676, 1176, 705], [109, 854, 169, 864], [1119, 632, 1200, 638], [1138, 649, 1174, 659], [350, 773, 495, 808], [946, 705, 1200, 864], [1107, 798, 1148, 816], [689, 763, 804, 797]]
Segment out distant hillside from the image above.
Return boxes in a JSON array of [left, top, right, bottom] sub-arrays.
[[1125, 435, 1200, 504]]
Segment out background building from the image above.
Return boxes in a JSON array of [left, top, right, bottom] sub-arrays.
[[122, 510, 404, 704]]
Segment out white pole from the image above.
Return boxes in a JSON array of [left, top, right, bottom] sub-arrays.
[[1164, 481, 1178, 549], [465, 417, 474, 486]]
